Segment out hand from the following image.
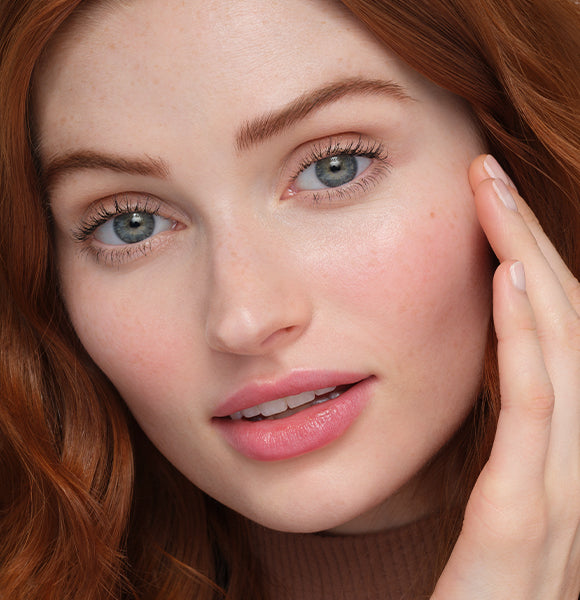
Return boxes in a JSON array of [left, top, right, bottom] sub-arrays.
[[431, 155, 580, 599]]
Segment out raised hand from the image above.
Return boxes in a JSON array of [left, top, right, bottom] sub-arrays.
[[431, 155, 580, 599]]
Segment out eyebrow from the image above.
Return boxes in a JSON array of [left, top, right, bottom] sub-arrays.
[[42, 151, 170, 191], [235, 77, 413, 152], [42, 78, 411, 189]]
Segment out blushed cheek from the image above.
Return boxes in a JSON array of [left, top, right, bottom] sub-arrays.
[[316, 207, 492, 368]]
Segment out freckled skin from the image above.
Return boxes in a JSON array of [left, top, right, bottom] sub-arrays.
[[36, 0, 492, 534]]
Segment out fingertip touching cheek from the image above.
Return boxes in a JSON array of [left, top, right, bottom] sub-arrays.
[[35, 0, 492, 535]]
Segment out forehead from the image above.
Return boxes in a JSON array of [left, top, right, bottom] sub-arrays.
[[33, 0, 440, 157]]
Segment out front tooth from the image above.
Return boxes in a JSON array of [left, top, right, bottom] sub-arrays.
[[286, 390, 316, 409], [241, 405, 261, 419], [258, 397, 288, 417], [314, 386, 336, 396]]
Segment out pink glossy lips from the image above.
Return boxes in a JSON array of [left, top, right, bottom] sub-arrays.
[[213, 373, 374, 461]]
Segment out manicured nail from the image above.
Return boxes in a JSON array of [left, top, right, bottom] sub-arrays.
[[492, 178, 518, 211], [483, 155, 511, 187], [510, 261, 526, 291]]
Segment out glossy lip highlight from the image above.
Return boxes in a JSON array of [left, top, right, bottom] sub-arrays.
[[213, 375, 376, 461]]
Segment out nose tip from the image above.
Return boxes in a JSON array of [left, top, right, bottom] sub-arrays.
[[206, 301, 308, 356], [207, 309, 305, 355]]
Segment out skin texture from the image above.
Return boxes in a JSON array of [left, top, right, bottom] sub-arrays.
[[34, 0, 492, 535], [33, 10, 580, 598], [431, 157, 580, 600], [32, 0, 580, 596]]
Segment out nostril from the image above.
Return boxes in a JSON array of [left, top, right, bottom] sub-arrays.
[[260, 325, 300, 350]]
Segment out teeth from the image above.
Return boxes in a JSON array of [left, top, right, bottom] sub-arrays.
[[241, 405, 261, 419], [286, 390, 316, 409], [314, 386, 335, 396], [232, 385, 340, 420], [258, 397, 288, 417]]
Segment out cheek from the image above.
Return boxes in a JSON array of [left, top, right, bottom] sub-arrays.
[[59, 263, 195, 404], [311, 202, 493, 379]]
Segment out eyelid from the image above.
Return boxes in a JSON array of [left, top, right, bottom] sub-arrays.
[[282, 134, 391, 204], [70, 192, 183, 265]]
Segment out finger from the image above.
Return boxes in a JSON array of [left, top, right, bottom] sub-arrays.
[[474, 174, 578, 370], [485, 260, 554, 498], [470, 154, 580, 312], [471, 156, 580, 473]]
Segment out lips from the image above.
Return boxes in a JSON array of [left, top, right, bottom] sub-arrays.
[[213, 371, 368, 418], [213, 373, 375, 461]]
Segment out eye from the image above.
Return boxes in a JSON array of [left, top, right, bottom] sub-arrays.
[[294, 154, 372, 190], [94, 211, 174, 245]]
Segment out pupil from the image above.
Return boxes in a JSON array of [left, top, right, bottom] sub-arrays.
[[130, 214, 143, 228], [329, 156, 342, 172]]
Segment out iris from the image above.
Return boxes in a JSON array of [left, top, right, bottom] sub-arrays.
[[314, 155, 358, 187], [113, 212, 155, 244]]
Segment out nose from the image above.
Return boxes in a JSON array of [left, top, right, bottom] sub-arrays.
[[204, 229, 312, 356]]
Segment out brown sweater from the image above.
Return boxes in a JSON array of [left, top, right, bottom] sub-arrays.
[[247, 513, 442, 600]]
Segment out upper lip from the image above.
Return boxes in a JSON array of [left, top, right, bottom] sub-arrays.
[[213, 370, 370, 418]]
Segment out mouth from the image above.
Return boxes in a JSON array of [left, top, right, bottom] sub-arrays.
[[227, 383, 356, 421], [213, 375, 375, 461]]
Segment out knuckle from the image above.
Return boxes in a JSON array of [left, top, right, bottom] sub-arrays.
[[472, 484, 550, 544], [526, 389, 556, 419], [517, 379, 555, 419]]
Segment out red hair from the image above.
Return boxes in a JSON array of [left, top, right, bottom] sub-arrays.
[[0, 0, 578, 598]]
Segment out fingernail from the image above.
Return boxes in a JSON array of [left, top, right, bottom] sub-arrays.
[[492, 179, 518, 212], [483, 155, 511, 187], [510, 261, 526, 291]]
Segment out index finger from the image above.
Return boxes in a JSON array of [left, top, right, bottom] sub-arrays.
[[469, 154, 580, 311]]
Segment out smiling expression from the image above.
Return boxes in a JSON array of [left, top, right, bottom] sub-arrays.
[[34, 0, 492, 534]]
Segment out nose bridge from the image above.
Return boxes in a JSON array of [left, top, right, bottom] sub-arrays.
[[205, 219, 310, 355]]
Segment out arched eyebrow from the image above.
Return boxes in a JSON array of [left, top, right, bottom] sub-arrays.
[[235, 77, 413, 152], [42, 78, 412, 191], [42, 151, 170, 192]]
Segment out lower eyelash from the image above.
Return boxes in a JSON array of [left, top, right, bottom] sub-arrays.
[[308, 162, 390, 205], [79, 239, 154, 266]]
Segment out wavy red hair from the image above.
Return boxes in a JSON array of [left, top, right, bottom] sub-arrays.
[[0, 0, 578, 598]]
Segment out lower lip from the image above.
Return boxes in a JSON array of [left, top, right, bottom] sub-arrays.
[[213, 377, 375, 461]]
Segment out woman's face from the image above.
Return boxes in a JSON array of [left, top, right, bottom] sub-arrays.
[[35, 0, 492, 533]]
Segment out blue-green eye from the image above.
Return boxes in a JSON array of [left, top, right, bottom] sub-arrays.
[[94, 211, 173, 245], [295, 155, 372, 190]]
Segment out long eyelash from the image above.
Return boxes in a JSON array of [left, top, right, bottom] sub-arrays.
[[292, 136, 391, 204], [295, 136, 388, 175], [72, 194, 161, 243]]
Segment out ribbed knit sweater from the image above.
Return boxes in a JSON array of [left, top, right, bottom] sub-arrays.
[[246, 513, 442, 600]]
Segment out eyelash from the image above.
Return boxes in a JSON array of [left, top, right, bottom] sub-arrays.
[[71, 137, 391, 266], [288, 136, 391, 204], [71, 194, 169, 265]]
